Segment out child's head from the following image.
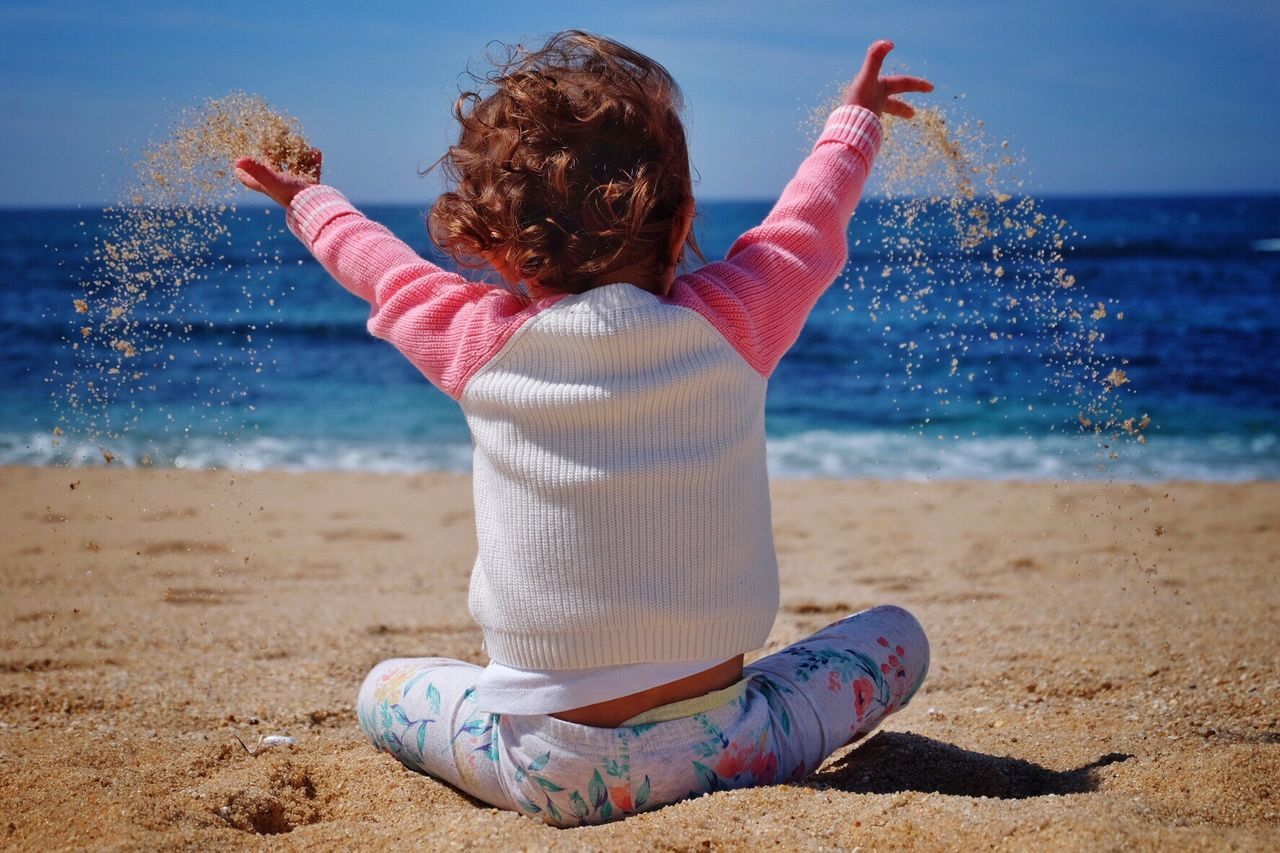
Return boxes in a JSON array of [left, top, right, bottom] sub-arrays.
[[429, 30, 698, 296]]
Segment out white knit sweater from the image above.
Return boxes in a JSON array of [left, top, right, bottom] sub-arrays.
[[463, 282, 777, 669]]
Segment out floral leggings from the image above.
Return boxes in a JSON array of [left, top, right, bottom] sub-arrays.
[[356, 605, 928, 827]]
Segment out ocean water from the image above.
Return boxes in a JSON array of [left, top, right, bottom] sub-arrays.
[[2, 195, 1278, 480]]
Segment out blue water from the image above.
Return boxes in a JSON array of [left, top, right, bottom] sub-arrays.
[[3, 196, 1278, 480]]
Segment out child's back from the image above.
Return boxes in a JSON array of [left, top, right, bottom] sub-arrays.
[[463, 281, 778, 673], [238, 30, 933, 825]]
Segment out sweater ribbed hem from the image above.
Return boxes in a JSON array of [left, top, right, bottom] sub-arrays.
[[285, 184, 359, 246], [480, 613, 775, 671], [818, 105, 882, 169]]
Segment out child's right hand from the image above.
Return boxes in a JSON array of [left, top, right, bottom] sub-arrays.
[[234, 149, 322, 208], [844, 40, 933, 119]]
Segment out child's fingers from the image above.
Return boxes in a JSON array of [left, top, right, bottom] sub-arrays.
[[234, 167, 267, 193], [234, 157, 281, 190], [882, 75, 933, 95], [882, 98, 916, 119], [862, 40, 894, 79]]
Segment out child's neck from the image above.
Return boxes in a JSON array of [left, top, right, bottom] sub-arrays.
[[528, 259, 676, 300], [591, 261, 674, 296]]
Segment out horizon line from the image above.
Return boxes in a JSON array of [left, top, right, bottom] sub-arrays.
[[4, 188, 1280, 212]]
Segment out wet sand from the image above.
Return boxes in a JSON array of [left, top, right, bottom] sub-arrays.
[[2, 466, 1277, 849]]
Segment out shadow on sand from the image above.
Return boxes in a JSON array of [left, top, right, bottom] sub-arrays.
[[809, 731, 1132, 799]]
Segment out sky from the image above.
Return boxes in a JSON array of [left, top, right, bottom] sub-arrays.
[[2, 0, 1278, 207]]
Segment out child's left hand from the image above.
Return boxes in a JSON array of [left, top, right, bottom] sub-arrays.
[[234, 149, 322, 208]]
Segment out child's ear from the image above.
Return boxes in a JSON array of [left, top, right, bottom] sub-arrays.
[[667, 198, 696, 269], [484, 250, 522, 286]]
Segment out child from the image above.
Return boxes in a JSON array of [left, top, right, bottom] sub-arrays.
[[236, 31, 933, 826]]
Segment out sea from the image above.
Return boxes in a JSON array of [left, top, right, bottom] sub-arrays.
[[2, 195, 1278, 481]]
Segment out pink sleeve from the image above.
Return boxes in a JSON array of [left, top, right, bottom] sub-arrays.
[[670, 105, 881, 377], [286, 186, 546, 399]]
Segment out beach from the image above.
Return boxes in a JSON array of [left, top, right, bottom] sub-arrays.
[[3, 465, 1276, 849]]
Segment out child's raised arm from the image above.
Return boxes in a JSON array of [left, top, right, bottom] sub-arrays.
[[671, 41, 931, 377], [235, 157, 533, 400]]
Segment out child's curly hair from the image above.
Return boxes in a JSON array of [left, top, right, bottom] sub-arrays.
[[428, 30, 700, 295]]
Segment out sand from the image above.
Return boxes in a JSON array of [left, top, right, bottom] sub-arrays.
[[58, 93, 312, 445], [858, 106, 1143, 445], [2, 466, 1277, 849]]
